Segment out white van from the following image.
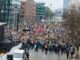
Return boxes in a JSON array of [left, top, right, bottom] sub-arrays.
[[13, 49, 25, 60]]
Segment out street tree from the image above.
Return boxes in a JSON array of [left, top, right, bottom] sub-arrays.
[[62, 5, 80, 59], [62, 5, 80, 45], [45, 6, 54, 20]]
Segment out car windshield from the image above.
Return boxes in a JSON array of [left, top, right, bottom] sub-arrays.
[[13, 53, 23, 58]]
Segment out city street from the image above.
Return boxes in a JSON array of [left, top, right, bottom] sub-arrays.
[[29, 49, 80, 60], [0, 0, 80, 60], [29, 49, 67, 60], [0, 43, 80, 60]]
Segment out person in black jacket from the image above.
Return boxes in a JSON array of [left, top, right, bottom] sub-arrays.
[[66, 47, 70, 59]]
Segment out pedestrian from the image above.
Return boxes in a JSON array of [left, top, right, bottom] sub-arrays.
[[48, 41, 51, 51], [44, 43, 48, 54], [23, 52, 29, 60], [54, 43, 58, 54], [52, 43, 55, 52], [26, 52, 29, 60], [66, 47, 70, 59], [34, 44, 38, 52], [41, 44, 45, 52], [41, 40, 45, 52], [70, 45, 75, 58]]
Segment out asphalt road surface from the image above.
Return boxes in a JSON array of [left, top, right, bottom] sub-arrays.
[[29, 49, 67, 60]]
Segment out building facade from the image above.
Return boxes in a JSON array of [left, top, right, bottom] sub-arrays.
[[11, 0, 21, 31], [20, 0, 36, 26], [63, 0, 70, 9], [36, 3, 45, 22], [0, 0, 21, 30], [0, 0, 12, 24]]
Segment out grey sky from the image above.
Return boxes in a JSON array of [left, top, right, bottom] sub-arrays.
[[35, 0, 63, 12]]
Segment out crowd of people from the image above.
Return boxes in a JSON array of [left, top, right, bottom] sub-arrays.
[[21, 39, 79, 59], [3, 25, 78, 58]]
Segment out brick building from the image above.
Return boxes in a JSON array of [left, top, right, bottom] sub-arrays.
[[20, 0, 36, 26]]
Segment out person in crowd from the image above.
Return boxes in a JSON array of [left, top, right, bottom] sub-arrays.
[[48, 44, 52, 52], [41, 41, 45, 52], [52, 43, 55, 52], [66, 46, 70, 59], [44, 43, 49, 54], [23, 51, 29, 60], [31, 40, 35, 49], [54, 43, 59, 54], [26, 52, 29, 60], [61, 43, 65, 54], [34, 41, 39, 52], [70, 45, 75, 58]]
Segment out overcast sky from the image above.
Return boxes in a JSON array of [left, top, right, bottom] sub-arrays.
[[35, 0, 63, 12]]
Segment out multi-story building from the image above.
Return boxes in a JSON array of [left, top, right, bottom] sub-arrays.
[[0, 0, 21, 52], [63, 0, 70, 9], [36, 3, 45, 22], [0, 0, 12, 24], [11, 0, 21, 31], [20, 0, 36, 26], [0, 0, 21, 30]]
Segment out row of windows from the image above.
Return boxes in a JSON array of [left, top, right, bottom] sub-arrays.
[[0, 0, 12, 5]]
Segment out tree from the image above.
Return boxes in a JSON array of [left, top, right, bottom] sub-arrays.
[[45, 6, 54, 19], [63, 5, 80, 59], [63, 5, 80, 45]]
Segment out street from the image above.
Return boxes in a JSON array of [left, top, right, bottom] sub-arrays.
[[0, 0, 80, 60], [0, 43, 80, 60], [29, 49, 68, 60]]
